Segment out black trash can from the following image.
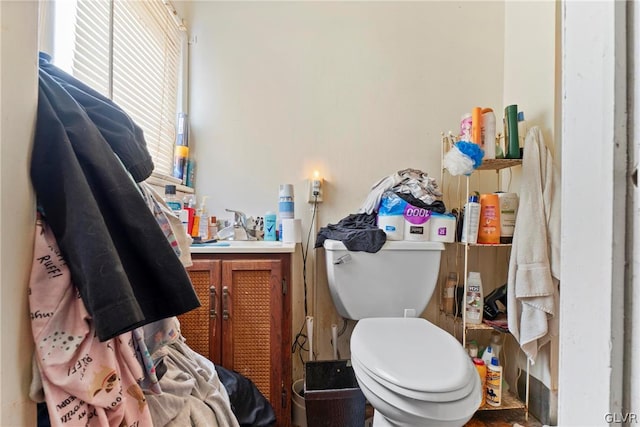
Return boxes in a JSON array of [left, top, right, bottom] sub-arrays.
[[304, 360, 366, 427]]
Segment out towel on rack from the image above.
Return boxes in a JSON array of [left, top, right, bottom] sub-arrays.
[[506, 126, 561, 363]]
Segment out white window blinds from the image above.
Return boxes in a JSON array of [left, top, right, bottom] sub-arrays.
[[58, 0, 183, 176]]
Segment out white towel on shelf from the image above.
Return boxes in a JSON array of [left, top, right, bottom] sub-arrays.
[[507, 126, 561, 363]]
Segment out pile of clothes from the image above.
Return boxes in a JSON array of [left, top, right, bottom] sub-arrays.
[[315, 168, 445, 253], [29, 53, 274, 427]]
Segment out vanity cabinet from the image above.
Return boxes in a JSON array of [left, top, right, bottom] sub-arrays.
[[178, 252, 292, 427]]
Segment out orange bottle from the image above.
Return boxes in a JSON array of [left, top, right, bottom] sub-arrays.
[[471, 107, 483, 147], [472, 357, 487, 407], [477, 193, 501, 244]]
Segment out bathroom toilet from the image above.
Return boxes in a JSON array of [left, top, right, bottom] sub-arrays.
[[323, 239, 481, 427]]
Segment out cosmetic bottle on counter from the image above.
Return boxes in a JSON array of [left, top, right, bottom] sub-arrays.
[[278, 184, 294, 241], [264, 211, 277, 241]]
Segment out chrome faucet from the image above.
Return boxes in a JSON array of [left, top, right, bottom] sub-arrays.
[[224, 209, 255, 240]]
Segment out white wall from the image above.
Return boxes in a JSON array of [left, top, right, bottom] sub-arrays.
[[185, 0, 505, 370], [559, 1, 626, 424], [629, 0, 640, 417], [502, 0, 558, 396], [0, 1, 38, 425]]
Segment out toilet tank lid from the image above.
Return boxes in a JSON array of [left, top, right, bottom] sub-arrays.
[[323, 239, 445, 251]]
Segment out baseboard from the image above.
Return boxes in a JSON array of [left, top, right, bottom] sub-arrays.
[[518, 373, 558, 425]]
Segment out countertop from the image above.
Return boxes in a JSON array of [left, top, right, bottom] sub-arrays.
[[190, 240, 297, 254]]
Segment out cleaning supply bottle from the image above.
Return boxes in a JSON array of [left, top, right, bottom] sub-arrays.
[[460, 195, 480, 244], [481, 344, 494, 367], [472, 358, 487, 407], [486, 357, 503, 407], [465, 272, 484, 325]]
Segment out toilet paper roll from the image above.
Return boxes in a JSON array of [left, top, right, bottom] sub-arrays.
[[282, 218, 302, 243], [377, 215, 404, 241]]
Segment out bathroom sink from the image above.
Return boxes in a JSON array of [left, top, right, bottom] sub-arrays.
[[190, 240, 296, 254]]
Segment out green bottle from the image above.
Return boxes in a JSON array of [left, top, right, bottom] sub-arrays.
[[504, 104, 520, 159]]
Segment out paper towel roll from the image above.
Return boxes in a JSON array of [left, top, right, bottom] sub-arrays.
[[282, 218, 302, 243]]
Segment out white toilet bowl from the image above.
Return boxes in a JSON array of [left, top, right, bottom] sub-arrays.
[[350, 318, 481, 427], [322, 239, 479, 426]]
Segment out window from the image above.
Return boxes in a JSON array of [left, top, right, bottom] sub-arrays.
[[45, 0, 185, 177]]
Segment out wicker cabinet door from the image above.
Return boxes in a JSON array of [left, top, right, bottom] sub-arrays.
[[179, 259, 222, 362], [220, 259, 284, 423]]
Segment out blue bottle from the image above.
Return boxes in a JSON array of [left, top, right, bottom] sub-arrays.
[[264, 211, 277, 241]]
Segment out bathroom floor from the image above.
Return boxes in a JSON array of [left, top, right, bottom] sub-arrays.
[[465, 409, 543, 427]]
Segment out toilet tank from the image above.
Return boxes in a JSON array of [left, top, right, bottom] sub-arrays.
[[323, 239, 445, 320]]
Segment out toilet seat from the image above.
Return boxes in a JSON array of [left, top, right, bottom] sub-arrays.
[[352, 355, 481, 423], [351, 351, 475, 402], [351, 317, 475, 394]]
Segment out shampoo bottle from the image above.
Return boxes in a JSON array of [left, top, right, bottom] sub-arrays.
[[478, 193, 501, 244], [465, 272, 484, 325], [460, 195, 480, 244]]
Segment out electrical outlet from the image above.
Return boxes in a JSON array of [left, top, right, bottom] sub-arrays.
[[307, 178, 323, 203]]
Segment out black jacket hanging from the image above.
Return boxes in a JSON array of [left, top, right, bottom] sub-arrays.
[[31, 60, 200, 342]]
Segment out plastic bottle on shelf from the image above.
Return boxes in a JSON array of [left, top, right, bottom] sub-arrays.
[[486, 357, 503, 407], [504, 104, 520, 159], [481, 108, 496, 159], [472, 358, 487, 407], [517, 111, 528, 154], [467, 341, 479, 358], [460, 195, 480, 244], [465, 272, 484, 325], [471, 106, 483, 147], [478, 193, 501, 244], [489, 331, 502, 362], [481, 345, 494, 367]]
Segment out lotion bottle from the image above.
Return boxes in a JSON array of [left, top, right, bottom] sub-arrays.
[[461, 195, 480, 244]]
